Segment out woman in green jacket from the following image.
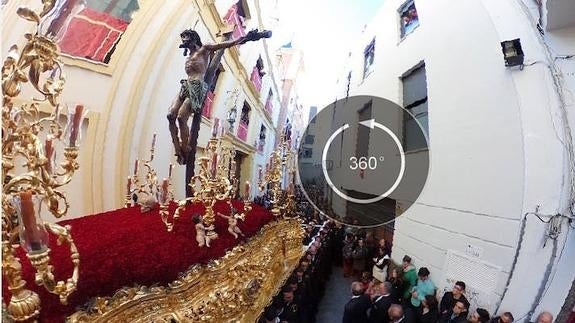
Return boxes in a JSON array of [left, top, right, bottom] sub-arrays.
[[402, 255, 418, 300]]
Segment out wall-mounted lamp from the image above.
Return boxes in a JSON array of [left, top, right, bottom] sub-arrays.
[[500, 39, 524, 68], [227, 106, 238, 132]]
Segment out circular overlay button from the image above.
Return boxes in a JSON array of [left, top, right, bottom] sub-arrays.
[[297, 96, 430, 228]]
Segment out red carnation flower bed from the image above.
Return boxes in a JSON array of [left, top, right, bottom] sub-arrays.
[[2, 200, 273, 322]]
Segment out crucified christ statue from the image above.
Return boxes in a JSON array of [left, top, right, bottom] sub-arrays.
[[167, 28, 271, 165]]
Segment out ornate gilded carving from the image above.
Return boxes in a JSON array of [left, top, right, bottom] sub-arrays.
[[67, 219, 305, 323], [259, 134, 297, 218], [2, 1, 83, 321]]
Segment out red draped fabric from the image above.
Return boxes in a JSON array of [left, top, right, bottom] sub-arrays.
[[2, 200, 273, 322], [223, 3, 246, 40], [202, 91, 215, 119], [238, 122, 249, 141], [250, 66, 262, 92], [58, 7, 129, 62]]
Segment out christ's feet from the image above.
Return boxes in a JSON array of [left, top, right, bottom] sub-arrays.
[[174, 146, 186, 165], [176, 153, 186, 165]]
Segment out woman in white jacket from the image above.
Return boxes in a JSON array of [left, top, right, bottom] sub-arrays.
[[372, 246, 390, 282]]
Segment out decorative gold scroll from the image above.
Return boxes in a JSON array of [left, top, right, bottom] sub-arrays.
[[67, 218, 304, 323]]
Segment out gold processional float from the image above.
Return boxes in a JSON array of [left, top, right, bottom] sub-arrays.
[[2, 1, 304, 322]]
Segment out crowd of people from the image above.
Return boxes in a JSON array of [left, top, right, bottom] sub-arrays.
[[256, 186, 557, 323], [339, 230, 556, 323], [258, 220, 337, 323]]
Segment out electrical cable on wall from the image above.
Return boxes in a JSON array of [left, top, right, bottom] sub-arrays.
[[493, 208, 571, 315]]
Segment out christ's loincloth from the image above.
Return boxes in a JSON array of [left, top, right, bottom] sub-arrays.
[[180, 79, 208, 114]]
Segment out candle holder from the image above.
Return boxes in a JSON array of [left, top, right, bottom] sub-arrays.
[[126, 134, 173, 213], [242, 190, 252, 217], [12, 194, 49, 253], [258, 154, 282, 217], [258, 134, 298, 218], [173, 134, 235, 246], [2, 3, 83, 320], [158, 178, 175, 232]]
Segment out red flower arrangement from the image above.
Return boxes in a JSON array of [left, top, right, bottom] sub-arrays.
[[2, 200, 273, 322]]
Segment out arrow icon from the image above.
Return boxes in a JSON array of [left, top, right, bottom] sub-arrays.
[[359, 118, 376, 129]]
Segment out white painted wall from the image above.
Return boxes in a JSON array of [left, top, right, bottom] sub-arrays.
[[338, 0, 575, 319]]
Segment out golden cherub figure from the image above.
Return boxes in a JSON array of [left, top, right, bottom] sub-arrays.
[[217, 208, 244, 239]]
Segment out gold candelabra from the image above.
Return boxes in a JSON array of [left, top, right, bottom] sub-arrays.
[[2, 2, 83, 321], [242, 179, 252, 217], [258, 134, 297, 218], [125, 134, 176, 230], [171, 128, 235, 244]]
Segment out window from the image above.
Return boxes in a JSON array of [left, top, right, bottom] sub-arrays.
[[399, 0, 419, 39], [401, 63, 428, 151], [250, 56, 265, 92], [223, 1, 248, 40], [363, 39, 375, 79], [308, 106, 317, 123], [240, 102, 251, 125], [302, 147, 313, 158], [258, 125, 266, 152], [346, 71, 352, 99], [284, 120, 292, 140], [45, 0, 140, 63], [237, 101, 251, 141], [356, 101, 372, 157], [265, 89, 273, 115], [304, 135, 315, 145]]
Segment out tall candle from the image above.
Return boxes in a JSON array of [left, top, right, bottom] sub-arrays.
[[45, 137, 54, 174], [161, 178, 169, 202], [210, 154, 218, 178], [20, 190, 42, 251], [133, 159, 139, 176], [127, 176, 132, 194], [54, 104, 61, 118], [258, 166, 263, 181], [69, 104, 84, 147], [151, 133, 157, 150], [212, 119, 219, 137], [244, 181, 250, 199]]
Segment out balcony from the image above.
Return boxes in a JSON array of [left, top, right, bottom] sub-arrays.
[[237, 122, 249, 142], [250, 67, 262, 92], [224, 5, 246, 40], [202, 91, 215, 119]]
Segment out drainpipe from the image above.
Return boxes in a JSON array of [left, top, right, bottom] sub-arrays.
[[495, 0, 575, 319]]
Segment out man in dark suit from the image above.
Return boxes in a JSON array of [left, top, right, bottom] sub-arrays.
[[439, 299, 469, 323], [388, 304, 417, 323], [369, 281, 394, 323], [343, 281, 371, 323], [440, 281, 469, 315], [279, 286, 303, 323]]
